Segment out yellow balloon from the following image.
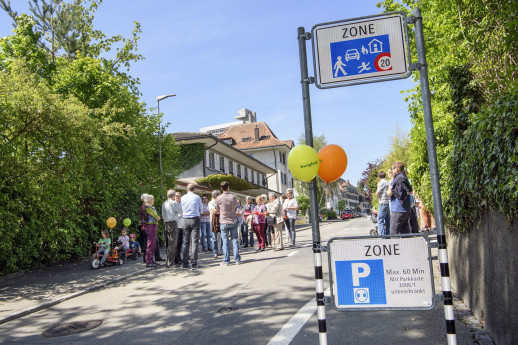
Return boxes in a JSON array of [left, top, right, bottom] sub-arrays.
[[106, 217, 117, 229], [288, 145, 320, 182]]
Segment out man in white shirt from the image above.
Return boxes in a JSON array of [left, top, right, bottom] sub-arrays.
[[283, 188, 299, 246], [162, 189, 183, 268], [180, 183, 203, 269], [376, 171, 391, 235]]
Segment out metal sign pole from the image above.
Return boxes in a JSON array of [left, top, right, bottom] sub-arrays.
[[297, 26, 328, 345], [412, 8, 457, 345]]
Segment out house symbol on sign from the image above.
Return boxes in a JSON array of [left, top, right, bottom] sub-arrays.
[[368, 39, 383, 53]]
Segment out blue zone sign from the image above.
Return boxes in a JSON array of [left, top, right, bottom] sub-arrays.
[[335, 259, 387, 305], [330, 34, 391, 78]]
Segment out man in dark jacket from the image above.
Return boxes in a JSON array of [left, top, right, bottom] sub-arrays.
[[386, 161, 413, 234]]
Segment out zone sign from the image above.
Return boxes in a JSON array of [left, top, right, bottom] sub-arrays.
[[312, 12, 411, 88]]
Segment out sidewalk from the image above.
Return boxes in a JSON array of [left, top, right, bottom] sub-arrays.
[[0, 249, 153, 325], [0, 224, 316, 325]]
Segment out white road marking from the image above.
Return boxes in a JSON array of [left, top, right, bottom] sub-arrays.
[[267, 288, 330, 345], [288, 251, 298, 257]]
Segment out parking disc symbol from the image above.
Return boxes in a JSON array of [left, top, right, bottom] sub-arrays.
[[354, 288, 370, 303]]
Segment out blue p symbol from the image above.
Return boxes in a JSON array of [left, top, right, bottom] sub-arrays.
[[335, 259, 387, 305]]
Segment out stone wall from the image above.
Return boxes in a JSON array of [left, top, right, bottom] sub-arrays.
[[447, 212, 518, 345]]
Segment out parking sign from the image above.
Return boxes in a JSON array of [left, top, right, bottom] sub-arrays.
[[328, 235, 435, 311], [312, 12, 411, 88]]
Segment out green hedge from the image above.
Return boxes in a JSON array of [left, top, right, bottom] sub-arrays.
[[444, 89, 518, 232]]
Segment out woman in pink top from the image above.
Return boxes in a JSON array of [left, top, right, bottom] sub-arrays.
[[252, 195, 267, 251]]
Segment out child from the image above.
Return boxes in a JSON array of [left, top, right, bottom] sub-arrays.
[[129, 233, 141, 254], [118, 228, 130, 253], [94, 229, 111, 266]]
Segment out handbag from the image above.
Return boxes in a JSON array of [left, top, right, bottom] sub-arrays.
[[266, 215, 276, 224], [211, 213, 220, 233]]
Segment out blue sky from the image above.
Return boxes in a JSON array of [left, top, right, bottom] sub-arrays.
[[0, 0, 415, 185]]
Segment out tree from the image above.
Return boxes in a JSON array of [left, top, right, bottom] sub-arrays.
[[1, 0, 143, 65], [359, 160, 381, 202], [0, 2, 180, 275], [337, 199, 346, 214], [296, 195, 310, 217], [294, 133, 340, 208], [378, 0, 518, 232]]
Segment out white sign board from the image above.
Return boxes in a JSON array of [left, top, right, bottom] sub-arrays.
[[328, 235, 435, 310], [312, 12, 411, 88]]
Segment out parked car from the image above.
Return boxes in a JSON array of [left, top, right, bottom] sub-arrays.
[[341, 209, 353, 220]]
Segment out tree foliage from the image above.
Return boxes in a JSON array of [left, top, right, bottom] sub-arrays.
[[294, 133, 339, 207], [360, 127, 411, 210], [196, 174, 259, 191], [0, 2, 180, 275], [378, 0, 518, 232], [337, 199, 346, 214], [177, 143, 205, 171], [296, 195, 310, 216]]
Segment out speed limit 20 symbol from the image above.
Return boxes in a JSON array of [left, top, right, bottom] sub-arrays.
[[374, 52, 392, 71]]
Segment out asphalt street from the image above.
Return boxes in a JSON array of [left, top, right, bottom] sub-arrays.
[[0, 218, 494, 344]]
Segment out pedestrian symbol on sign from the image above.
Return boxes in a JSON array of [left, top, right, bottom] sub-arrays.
[[333, 56, 347, 77]]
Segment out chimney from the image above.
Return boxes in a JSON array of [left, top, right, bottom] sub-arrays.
[[254, 126, 259, 142]]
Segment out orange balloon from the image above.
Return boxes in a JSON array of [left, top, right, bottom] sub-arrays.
[[106, 217, 117, 229], [317, 144, 348, 183]]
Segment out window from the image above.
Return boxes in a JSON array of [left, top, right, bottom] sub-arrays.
[[281, 172, 287, 185], [244, 167, 248, 180], [251, 170, 255, 183], [281, 153, 287, 165], [219, 156, 225, 173], [262, 174, 267, 186], [208, 152, 215, 169], [229, 160, 234, 175], [241, 137, 252, 142], [237, 164, 242, 178], [256, 172, 259, 184]]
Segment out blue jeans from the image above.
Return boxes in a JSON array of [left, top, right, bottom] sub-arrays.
[[241, 222, 254, 246], [220, 222, 241, 263], [99, 245, 109, 263], [285, 218, 296, 245], [377, 203, 391, 235], [200, 222, 212, 250]]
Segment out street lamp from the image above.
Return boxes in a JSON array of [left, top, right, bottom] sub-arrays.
[[156, 93, 176, 192]]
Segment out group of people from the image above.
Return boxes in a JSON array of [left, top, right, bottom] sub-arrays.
[[375, 161, 434, 235], [139, 182, 300, 269]]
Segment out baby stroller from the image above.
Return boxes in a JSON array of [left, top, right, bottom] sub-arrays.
[[370, 212, 378, 236]]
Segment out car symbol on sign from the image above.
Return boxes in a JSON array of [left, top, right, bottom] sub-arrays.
[[345, 49, 360, 62]]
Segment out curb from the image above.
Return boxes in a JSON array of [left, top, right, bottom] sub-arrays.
[[0, 266, 155, 325]]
